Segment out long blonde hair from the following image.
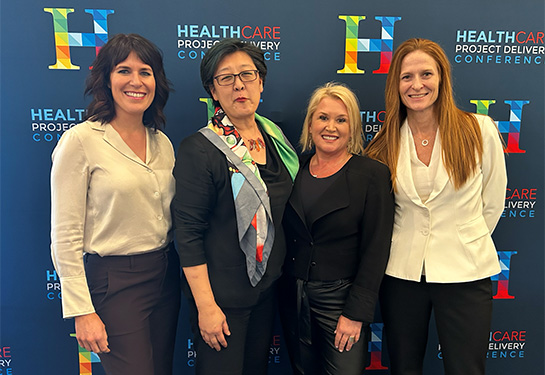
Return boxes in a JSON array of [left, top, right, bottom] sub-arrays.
[[300, 82, 364, 155], [365, 38, 483, 190]]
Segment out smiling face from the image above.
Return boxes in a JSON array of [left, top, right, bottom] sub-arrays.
[[309, 96, 351, 157], [209, 51, 263, 124], [109, 51, 155, 121], [399, 50, 440, 118]]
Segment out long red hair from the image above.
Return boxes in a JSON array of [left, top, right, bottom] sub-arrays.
[[365, 38, 483, 190]]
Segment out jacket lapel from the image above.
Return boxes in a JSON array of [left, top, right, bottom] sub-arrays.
[[426, 134, 449, 203], [396, 121, 426, 207], [289, 155, 351, 231]]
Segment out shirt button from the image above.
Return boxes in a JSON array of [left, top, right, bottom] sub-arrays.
[[311, 261, 316, 267], [160, 239, 166, 244], [154, 192, 160, 198], [421, 229, 429, 236], [157, 215, 163, 221]]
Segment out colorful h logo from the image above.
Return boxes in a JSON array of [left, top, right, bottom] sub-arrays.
[[70, 333, 102, 374], [366, 323, 388, 370], [337, 15, 402, 74], [491, 250, 517, 299], [44, 8, 115, 70], [470, 99, 529, 153]]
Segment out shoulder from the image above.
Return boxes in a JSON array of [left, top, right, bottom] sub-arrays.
[[56, 120, 103, 149], [150, 128, 174, 150], [470, 113, 497, 133], [471, 113, 493, 126], [52, 121, 102, 162], [179, 131, 213, 151], [299, 153, 312, 165], [470, 113, 501, 142], [176, 130, 224, 164], [151, 127, 171, 141], [65, 120, 102, 137], [347, 155, 391, 179]]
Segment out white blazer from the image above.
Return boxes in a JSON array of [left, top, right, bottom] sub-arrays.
[[386, 114, 507, 283]]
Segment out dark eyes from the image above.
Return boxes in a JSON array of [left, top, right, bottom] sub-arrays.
[[401, 72, 433, 80], [318, 115, 347, 123], [115, 69, 152, 76]]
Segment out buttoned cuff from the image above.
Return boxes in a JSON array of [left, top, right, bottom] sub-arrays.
[[60, 275, 95, 319]]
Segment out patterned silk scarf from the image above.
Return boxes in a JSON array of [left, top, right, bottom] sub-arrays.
[[199, 108, 298, 286]]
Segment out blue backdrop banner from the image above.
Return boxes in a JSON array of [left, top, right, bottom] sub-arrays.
[[1, 0, 543, 374]]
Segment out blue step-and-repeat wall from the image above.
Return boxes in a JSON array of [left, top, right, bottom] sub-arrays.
[[1, 0, 543, 374]]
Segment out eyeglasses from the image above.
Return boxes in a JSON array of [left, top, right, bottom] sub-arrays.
[[213, 70, 259, 86]]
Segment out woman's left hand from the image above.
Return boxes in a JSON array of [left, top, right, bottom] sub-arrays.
[[334, 315, 363, 352]]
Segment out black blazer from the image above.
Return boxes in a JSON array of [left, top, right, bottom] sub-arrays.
[[283, 154, 394, 322], [172, 132, 291, 309]]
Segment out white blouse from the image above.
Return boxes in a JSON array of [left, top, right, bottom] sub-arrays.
[[408, 128, 441, 203], [50, 120, 175, 318]]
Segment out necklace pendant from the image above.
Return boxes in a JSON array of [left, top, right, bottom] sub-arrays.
[[421, 139, 429, 147], [247, 138, 265, 151]]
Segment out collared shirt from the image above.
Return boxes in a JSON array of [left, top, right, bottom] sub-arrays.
[[50, 120, 175, 318]]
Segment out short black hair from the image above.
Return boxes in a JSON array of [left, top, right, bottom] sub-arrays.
[[84, 33, 171, 130], [200, 38, 267, 107]]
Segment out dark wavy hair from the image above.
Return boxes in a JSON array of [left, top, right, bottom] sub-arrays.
[[84, 33, 171, 130], [200, 38, 267, 108]]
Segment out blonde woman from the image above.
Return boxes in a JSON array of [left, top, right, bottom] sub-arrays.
[[280, 82, 394, 375]]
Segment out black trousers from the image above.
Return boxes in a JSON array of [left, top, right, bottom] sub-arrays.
[[187, 285, 277, 375], [85, 243, 181, 375], [280, 277, 370, 375], [380, 275, 493, 375]]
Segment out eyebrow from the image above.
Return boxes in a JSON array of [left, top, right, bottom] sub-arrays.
[[215, 64, 255, 74], [317, 111, 347, 117], [114, 64, 152, 71]]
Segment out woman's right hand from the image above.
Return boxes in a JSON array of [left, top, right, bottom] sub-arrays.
[[198, 304, 231, 351], [74, 312, 110, 353]]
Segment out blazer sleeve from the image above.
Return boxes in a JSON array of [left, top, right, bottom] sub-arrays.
[[172, 134, 217, 267], [342, 162, 394, 322], [479, 115, 508, 233]]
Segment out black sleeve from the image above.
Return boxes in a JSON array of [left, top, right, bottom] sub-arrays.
[[171, 133, 218, 267], [342, 162, 395, 322]]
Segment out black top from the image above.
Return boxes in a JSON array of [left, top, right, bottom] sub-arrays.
[[172, 128, 292, 309], [299, 161, 345, 225], [283, 154, 394, 322], [258, 130, 293, 243]]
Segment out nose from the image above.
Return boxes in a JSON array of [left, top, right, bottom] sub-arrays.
[[233, 75, 245, 91], [130, 72, 142, 86], [325, 120, 336, 131], [412, 77, 423, 90]]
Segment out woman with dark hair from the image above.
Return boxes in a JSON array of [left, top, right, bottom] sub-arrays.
[[171, 38, 299, 374], [366, 38, 507, 375], [280, 82, 394, 375], [51, 33, 180, 375]]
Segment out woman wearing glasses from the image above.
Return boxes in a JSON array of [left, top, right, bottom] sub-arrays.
[[171, 38, 299, 375]]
